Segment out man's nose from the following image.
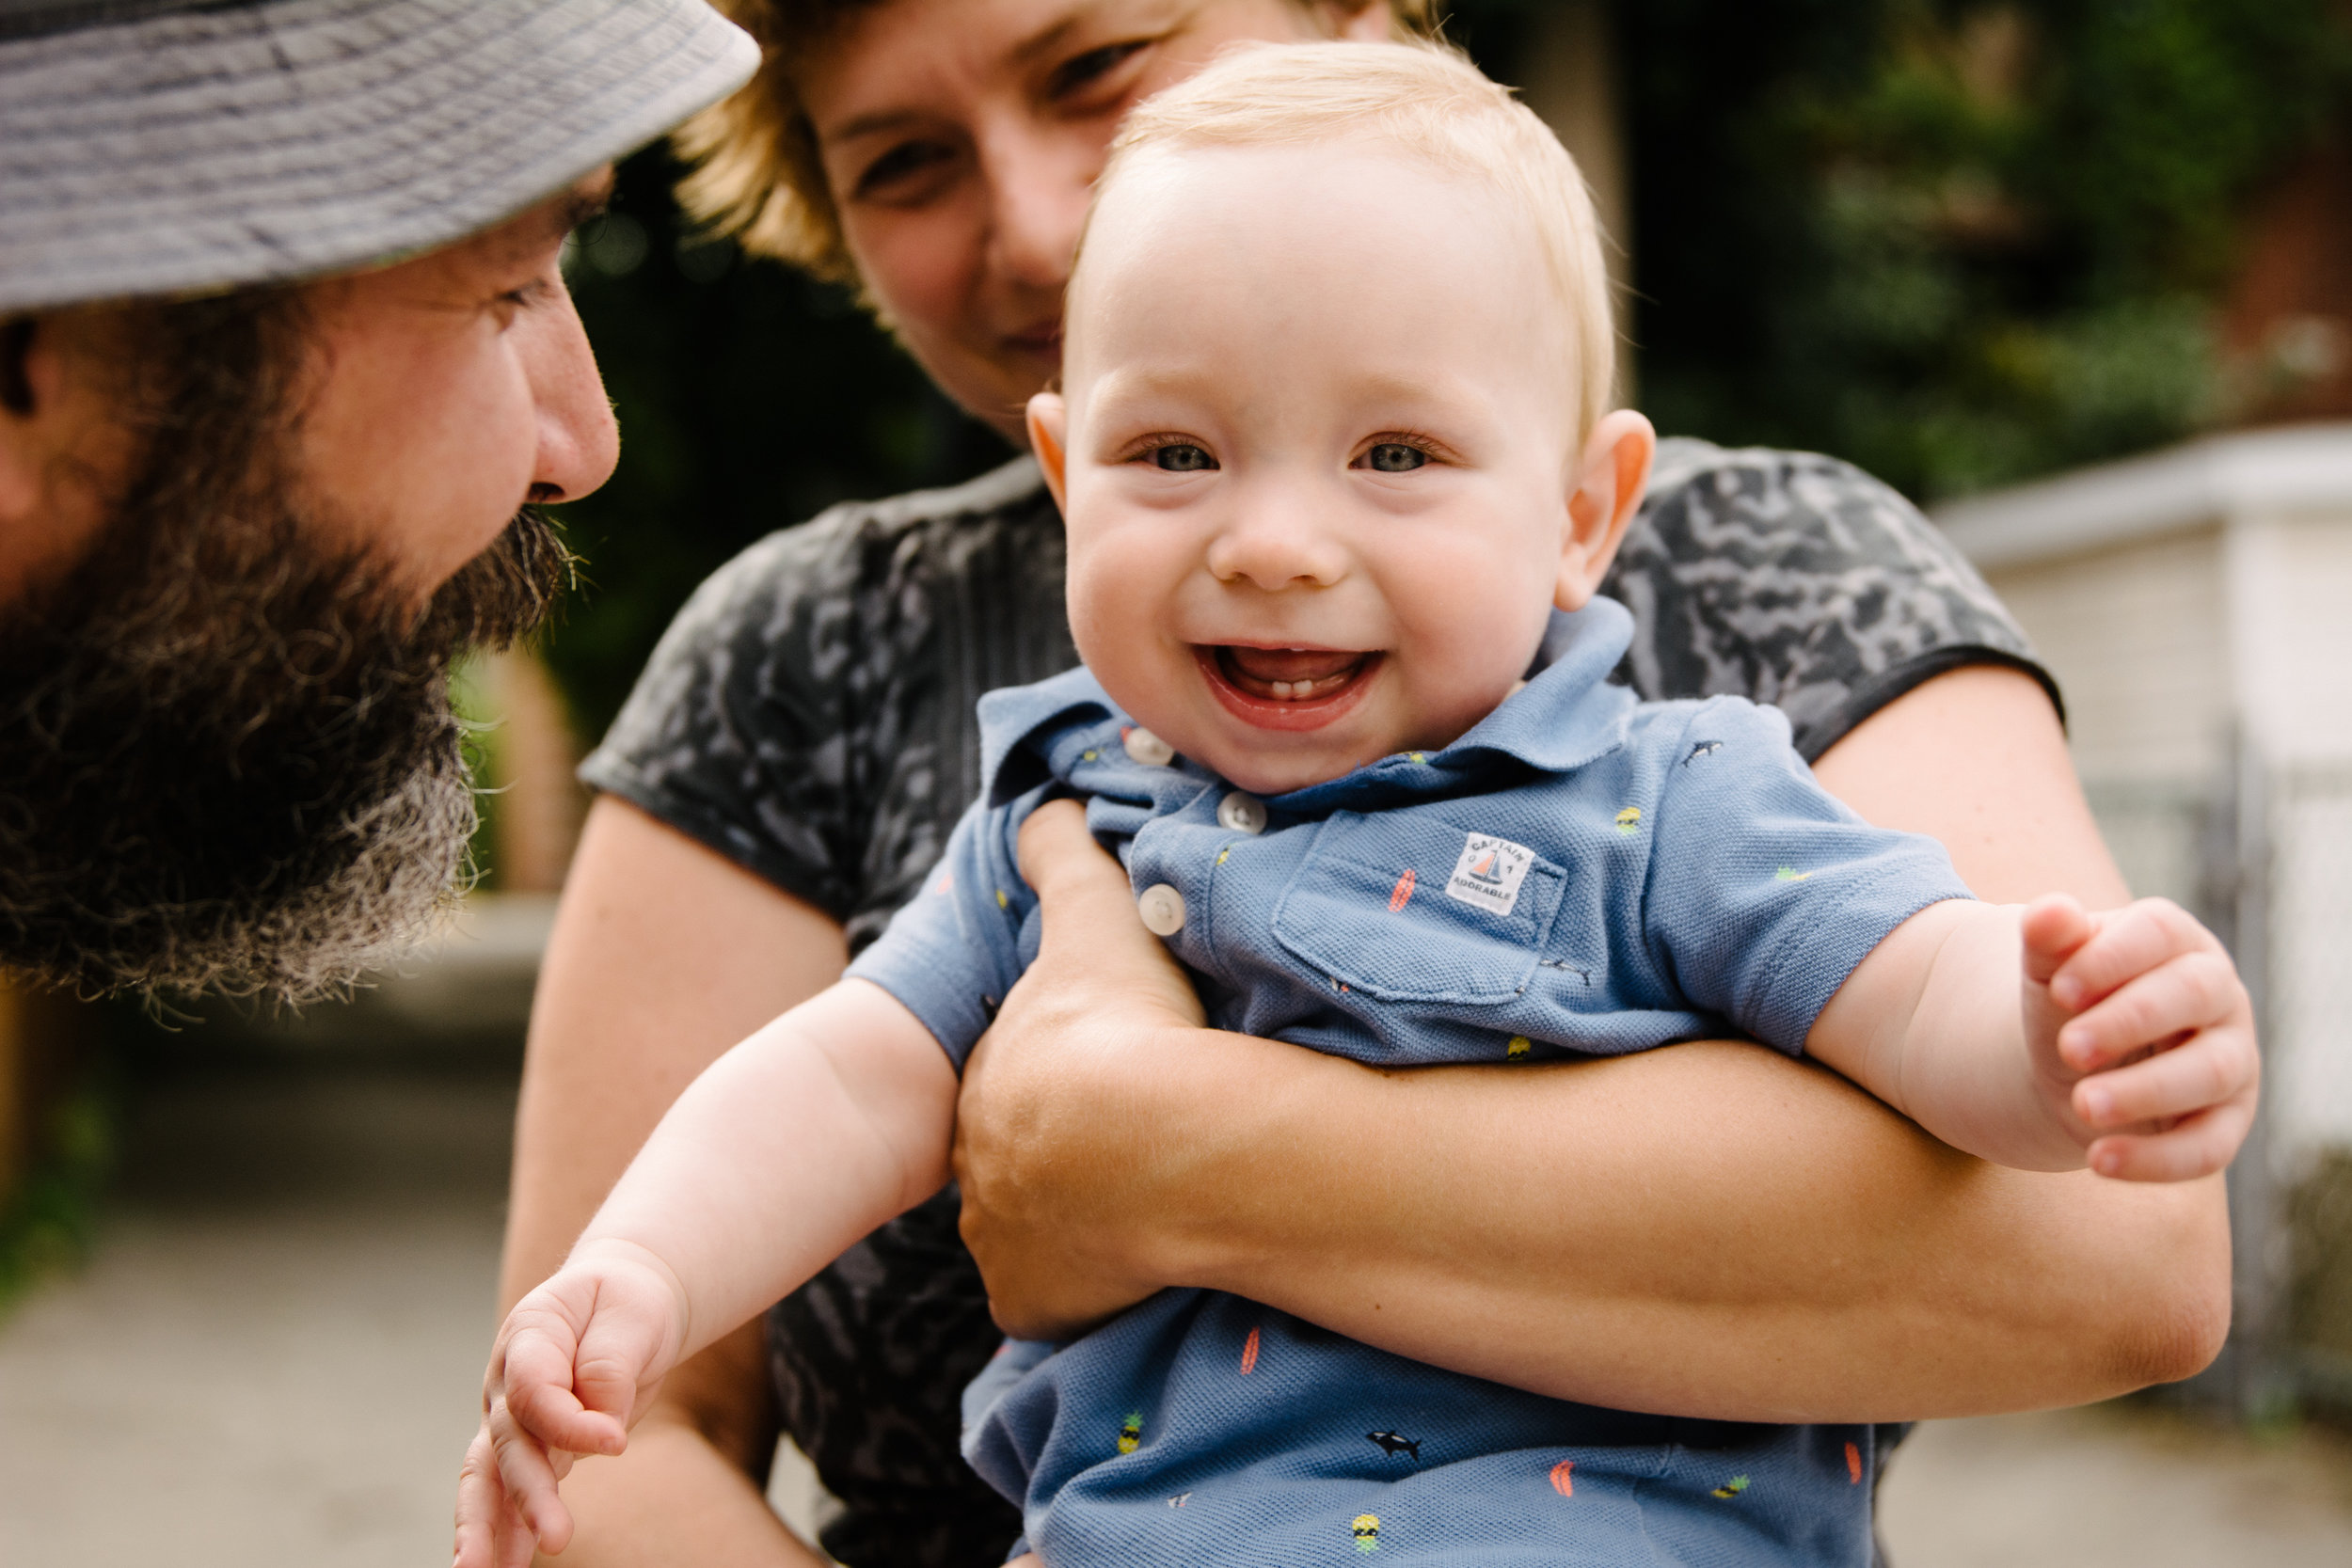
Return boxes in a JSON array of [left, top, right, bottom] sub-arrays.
[[519, 284, 619, 505], [1205, 495, 1350, 593]]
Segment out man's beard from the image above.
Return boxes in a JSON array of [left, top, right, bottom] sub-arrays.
[[0, 295, 571, 1002]]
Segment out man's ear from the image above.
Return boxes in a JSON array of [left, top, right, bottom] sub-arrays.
[[1026, 391, 1071, 515], [1555, 409, 1657, 612]]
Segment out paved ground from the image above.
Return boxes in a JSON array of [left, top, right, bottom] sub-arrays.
[[3, 1051, 2349, 1566]]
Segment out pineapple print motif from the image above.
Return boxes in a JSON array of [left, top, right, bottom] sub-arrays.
[[1614, 807, 1642, 834], [1352, 1513, 1381, 1553], [1117, 1412, 1143, 1455], [1711, 1475, 1751, 1499]]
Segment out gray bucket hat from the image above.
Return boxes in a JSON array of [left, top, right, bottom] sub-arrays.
[[0, 0, 761, 314]]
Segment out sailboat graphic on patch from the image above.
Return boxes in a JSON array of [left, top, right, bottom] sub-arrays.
[[1447, 832, 1534, 916]]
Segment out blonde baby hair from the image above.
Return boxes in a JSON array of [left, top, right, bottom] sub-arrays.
[[1075, 39, 1616, 442]]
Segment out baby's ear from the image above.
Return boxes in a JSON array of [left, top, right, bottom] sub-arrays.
[[1556, 410, 1657, 611], [1026, 392, 1072, 515]]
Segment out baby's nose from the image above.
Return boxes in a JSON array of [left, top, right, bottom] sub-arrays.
[[1205, 506, 1348, 590]]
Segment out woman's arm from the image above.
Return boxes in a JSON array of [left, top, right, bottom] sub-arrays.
[[953, 665, 2234, 1421], [501, 796, 850, 1566]]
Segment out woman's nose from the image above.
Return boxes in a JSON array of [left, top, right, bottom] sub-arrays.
[[518, 283, 619, 505], [977, 122, 1093, 293]]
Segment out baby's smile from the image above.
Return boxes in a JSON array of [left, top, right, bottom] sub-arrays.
[[1195, 644, 1387, 732]]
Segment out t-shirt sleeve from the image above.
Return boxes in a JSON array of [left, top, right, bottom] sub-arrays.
[[842, 795, 1037, 1070], [1602, 438, 2060, 761], [578, 515, 881, 925], [1641, 699, 1976, 1054]]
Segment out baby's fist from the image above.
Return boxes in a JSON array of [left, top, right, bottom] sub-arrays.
[[2021, 894, 2258, 1182], [453, 1243, 689, 1568]]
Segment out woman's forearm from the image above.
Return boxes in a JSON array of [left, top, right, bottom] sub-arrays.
[[1135, 1032, 2225, 1420], [960, 950, 2227, 1418], [956, 668, 2231, 1418]]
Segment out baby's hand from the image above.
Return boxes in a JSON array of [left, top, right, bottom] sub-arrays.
[[2021, 895, 2258, 1181], [453, 1242, 688, 1568]]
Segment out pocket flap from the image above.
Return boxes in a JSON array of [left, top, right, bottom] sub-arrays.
[[1272, 812, 1567, 1004]]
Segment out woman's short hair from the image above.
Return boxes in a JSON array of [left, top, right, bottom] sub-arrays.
[[1076, 40, 1616, 438], [675, 1, 1441, 285]]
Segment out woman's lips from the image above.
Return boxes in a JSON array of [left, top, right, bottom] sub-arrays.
[[1001, 324, 1062, 357], [1196, 645, 1382, 732]]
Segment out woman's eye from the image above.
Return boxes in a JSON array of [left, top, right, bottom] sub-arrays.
[[855, 139, 956, 199], [1365, 443, 1428, 473], [1049, 40, 1148, 101], [1151, 444, 1216, 472]]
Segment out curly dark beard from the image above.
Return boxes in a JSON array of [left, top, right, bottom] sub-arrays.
[[0, 292, 572, 1001]]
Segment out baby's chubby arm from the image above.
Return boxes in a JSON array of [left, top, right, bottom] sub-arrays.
[[1807, 895, 2257, 1181], [454, 978, 957, 1568]]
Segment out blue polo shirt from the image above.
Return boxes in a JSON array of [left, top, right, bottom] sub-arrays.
[[846, 594, 1970, 1565]]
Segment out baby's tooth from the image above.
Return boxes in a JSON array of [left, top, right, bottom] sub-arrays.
[[1272, 680, 1295, 699]]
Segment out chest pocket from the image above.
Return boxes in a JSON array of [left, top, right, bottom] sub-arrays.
[[1271, 812, 1568, 1005]]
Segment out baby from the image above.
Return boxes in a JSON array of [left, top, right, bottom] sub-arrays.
[[457, 41, 2257, 1568]]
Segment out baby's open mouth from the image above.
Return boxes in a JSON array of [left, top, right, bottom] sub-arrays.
[[1204, 645, 1382, 703]]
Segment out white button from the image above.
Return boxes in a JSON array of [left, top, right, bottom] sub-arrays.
[[1123, 727, 1175, 767], [1216, 792, 1267, 835], [1136, 883, 1187, 936]]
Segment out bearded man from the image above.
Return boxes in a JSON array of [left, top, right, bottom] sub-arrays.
[[0, 0, 758, 999]]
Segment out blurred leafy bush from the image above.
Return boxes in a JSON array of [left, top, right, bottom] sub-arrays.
[[1608, 0, 2351, 499], [546, 150, 1009, 743]]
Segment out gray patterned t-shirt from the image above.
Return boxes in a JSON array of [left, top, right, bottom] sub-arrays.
[[580, 437, 2052, 1568]]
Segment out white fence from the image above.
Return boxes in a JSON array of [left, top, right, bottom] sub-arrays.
[[2089, 759, 2352, 1414]]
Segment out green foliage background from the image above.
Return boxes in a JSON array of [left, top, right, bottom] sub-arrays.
[[1600, 0, 2350, 501], [544, 0, 2349, 742]]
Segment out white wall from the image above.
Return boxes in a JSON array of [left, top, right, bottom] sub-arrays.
[[1937, 428, 2352, 1157], [1981, 525, 2232, 792]]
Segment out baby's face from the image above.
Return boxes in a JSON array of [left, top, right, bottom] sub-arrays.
[[1039, 142, 1591, 796]]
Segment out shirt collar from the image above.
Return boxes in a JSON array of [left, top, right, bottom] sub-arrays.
[[1264, 596, 1635, 815], [1445, 594, 1637, 772], [977, 665, 1123, 806], [975, 595, 1637, 809]]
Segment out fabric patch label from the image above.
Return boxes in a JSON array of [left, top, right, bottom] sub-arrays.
[[1446, 833, 1534, 916]]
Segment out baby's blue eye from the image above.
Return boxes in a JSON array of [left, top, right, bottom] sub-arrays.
[[1367, 443, 1426, 472], [1152, 444, 1216, 472]]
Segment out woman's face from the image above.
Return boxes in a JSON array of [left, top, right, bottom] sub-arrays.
[[800, 0, 1391, 440]]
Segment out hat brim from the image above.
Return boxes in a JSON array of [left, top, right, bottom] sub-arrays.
[[0, 0, 760, 312]]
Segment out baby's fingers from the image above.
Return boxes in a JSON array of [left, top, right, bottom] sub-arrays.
[[485, 1401, 577, 1560], [2074, 1021, 2258, 1132], [2087, 1100, 2257, 1182], [2055, 949, 2245, 1073], [502, 1323, 629, 1457], [453, 1430, 504, 1568], [2045, 896, 2217, 1013], [454, 1428, 548, 1568], [2019, 893, 2094, 985]]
